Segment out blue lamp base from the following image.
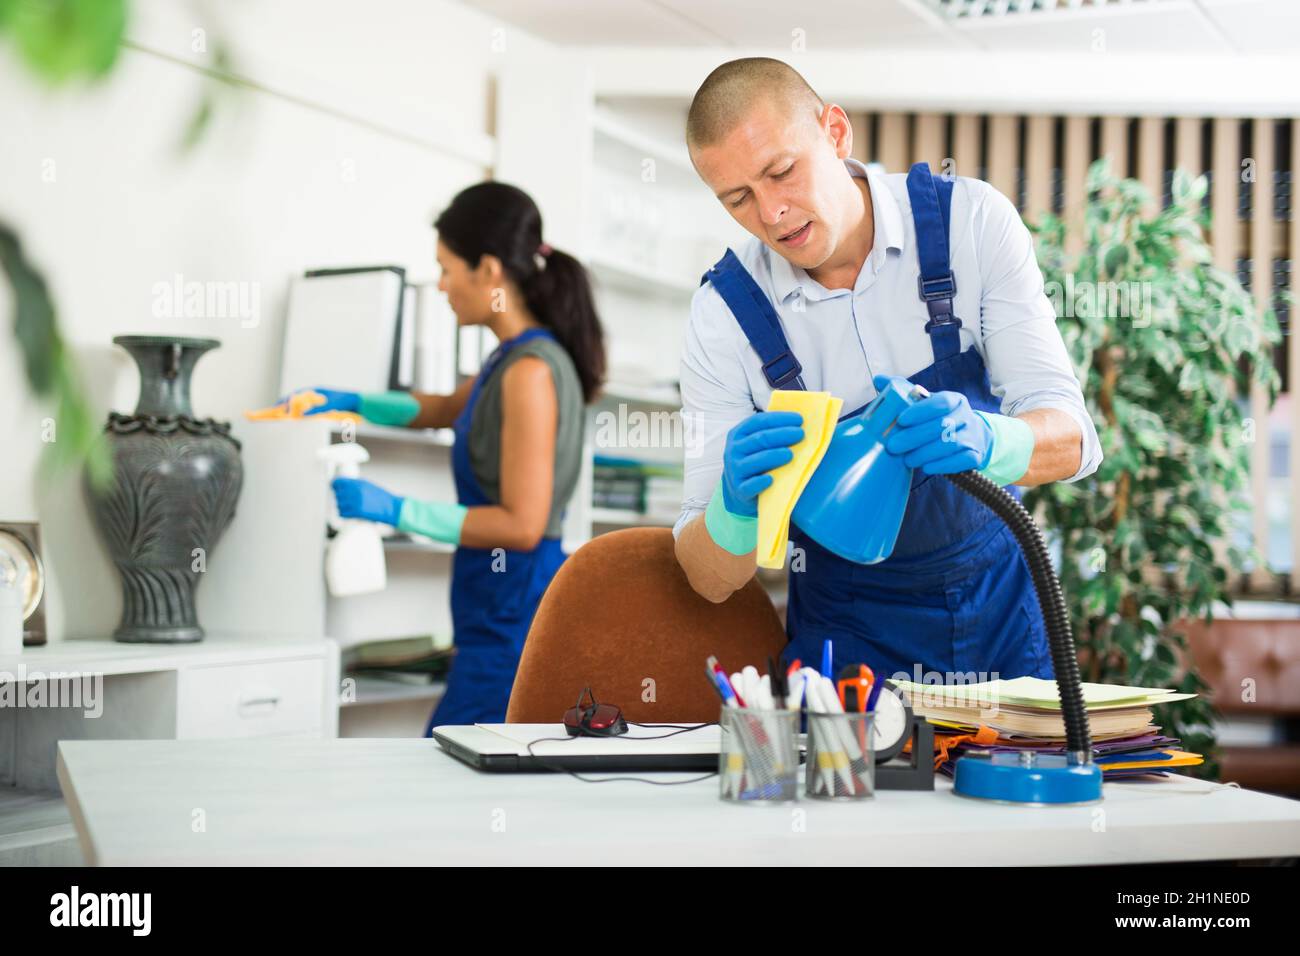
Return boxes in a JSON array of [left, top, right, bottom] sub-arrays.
[[953, 751, 1104, 805]]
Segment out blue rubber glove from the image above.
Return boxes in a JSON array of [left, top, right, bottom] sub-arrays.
[[289, 388, 420, 426], [703, 411, 804, 556], [332, 477, 403, 526], [275, 387, 361, 415], [720, 411, 805, 517], [881, 380, 994, 475]]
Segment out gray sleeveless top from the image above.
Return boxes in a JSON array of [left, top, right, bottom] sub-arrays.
[[467, 334, 584, 539]]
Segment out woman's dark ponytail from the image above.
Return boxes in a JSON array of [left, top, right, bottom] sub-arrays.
[[518, 247, 605, 402], [434, 182, 606, 402]]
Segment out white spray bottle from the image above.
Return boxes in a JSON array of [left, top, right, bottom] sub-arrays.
[[318, 442, 388, 597]]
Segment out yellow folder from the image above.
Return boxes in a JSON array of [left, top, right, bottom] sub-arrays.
[[756, 390, 842, 569]]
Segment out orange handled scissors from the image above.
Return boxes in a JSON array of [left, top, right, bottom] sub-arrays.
[[837, 664, 875, 713]]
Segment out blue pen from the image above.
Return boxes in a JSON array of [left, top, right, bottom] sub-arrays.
[[713, 670, 739, 707], [713, 668, 782, 800], [866, 679, 884, 712], [821, 639, 833, 680], [711, 672, 748, 799]]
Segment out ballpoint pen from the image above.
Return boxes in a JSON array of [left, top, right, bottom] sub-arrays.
[[804, 676, 847, 796], [708, 656, 744, 707], [838, 664, 875, 756], [717, 662, 781, 796], [822, 675, 870, 792], [767, 656, 786, 709], [707, 657, 752, 798], [769, 658, 800, 785], [708, 660, 760, 799]]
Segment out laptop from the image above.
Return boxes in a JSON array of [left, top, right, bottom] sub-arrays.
[[433, 722, 721, 772]]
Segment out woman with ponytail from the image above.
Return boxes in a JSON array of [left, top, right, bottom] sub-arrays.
[[292, 181, 605, 730]]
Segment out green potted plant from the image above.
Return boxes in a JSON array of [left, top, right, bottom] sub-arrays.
[[1027, 159, 1283, 778]]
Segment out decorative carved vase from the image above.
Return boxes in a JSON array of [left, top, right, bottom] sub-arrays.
[[86, 336, 243, 643]]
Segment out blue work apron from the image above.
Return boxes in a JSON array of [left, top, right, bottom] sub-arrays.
[[423, 327, 568, 733], [701, 162, 1053, 684]]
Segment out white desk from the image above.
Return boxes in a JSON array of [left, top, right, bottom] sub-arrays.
[[57, 737, 1300, 866]]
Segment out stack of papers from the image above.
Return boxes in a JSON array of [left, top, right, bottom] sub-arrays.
[[893, 677, 1204, 779]]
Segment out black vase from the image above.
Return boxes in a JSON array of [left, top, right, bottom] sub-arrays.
[[86, 336, 243, 643]]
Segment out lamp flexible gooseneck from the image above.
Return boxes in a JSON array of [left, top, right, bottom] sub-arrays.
[[943, 470, 1092, 764]]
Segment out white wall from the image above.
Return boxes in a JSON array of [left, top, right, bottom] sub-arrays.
[[0, 0, 565, 642]]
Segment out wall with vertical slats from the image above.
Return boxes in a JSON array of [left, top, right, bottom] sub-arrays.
[[851, 110, 1296, 593]]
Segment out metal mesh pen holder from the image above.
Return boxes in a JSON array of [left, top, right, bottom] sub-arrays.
[[805, 711, 875, 800], [718, 707, 800, 803]]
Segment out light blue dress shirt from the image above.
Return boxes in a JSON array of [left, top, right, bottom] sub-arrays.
[[674, 157, 1101, 538]]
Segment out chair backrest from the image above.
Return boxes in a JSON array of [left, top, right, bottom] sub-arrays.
[[506, 527, 788, 723]]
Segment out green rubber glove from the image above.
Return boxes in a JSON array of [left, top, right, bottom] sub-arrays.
[[704, 477, 758, 556], [974, 411, 1036, 486], [358, 391, 421, 427], [397, 498, 468, 545]]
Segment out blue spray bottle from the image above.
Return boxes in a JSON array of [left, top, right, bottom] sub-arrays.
[[790, 378, 927, 565]]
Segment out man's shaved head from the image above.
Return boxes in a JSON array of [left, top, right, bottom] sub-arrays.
[[686, 57, 865, 278], [686, 57, 824, 156]]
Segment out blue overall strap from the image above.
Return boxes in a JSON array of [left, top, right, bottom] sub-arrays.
[[905, 162, 961, 362], [702, 248, 806, 390]]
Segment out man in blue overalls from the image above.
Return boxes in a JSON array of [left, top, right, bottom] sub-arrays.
[[674, 58, 1102, 685]]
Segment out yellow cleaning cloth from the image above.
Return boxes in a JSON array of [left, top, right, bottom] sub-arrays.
[[245, 390, 362, 423], [756, 390, 842, 569]]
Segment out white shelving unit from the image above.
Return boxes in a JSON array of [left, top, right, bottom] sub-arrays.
[[587, 253, 698, 299], [580, 99, 738, 535], [330, 420, 455, 448], [590, 105, 694, 175], [382, 535, 455, 555], [602, 380, 682, 407], [590, 506, 683, 528]]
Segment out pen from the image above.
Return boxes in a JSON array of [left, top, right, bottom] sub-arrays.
[[822, 675, 872, 792], [786, 669, 805, 711], [803, 676, 841, 796], [707, 661, 754, 798], [715, 664, 745, 707], [767, 656, 786, 710], [866, 679, 884, 713], [719, 684, 746, 799], [727, 666, 779, 792]]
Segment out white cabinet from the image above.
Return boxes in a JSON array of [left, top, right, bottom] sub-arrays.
[[0, 634, 338, 864], [176, 657, 329, 739]]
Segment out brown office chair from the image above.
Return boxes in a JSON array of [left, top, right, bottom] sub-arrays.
[[506, 528, 788, 723]]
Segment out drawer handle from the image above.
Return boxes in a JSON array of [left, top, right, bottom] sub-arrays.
[[238, 694, 281, 716]]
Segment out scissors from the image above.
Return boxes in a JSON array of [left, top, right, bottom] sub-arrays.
[[837, 664, 875, 713]]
